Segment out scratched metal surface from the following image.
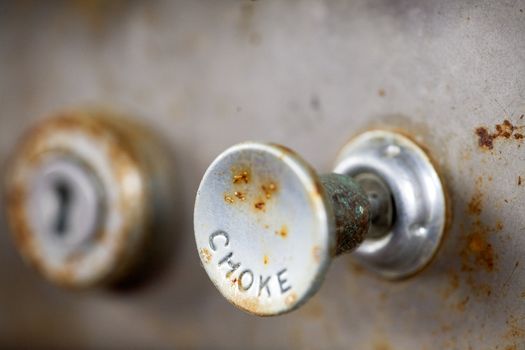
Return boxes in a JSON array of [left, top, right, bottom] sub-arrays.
[[0, 1, 524, 349]]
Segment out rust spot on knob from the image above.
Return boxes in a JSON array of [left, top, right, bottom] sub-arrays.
[[261, 182, 277, 199], [276, 225, 288, 238], [232, 169, 250, 184], [254, 201, 266, 210], [200, 248, 212, 264]]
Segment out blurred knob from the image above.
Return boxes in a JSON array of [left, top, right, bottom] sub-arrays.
[[4, 109, 175, 289], [194, 130, 447, 316]]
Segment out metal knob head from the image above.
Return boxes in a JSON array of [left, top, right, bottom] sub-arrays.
[[194, 142, 336, 316]]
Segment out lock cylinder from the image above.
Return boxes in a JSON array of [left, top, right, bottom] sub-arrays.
[[4, 110, 175, 289]]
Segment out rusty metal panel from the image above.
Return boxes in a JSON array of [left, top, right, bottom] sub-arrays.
[[0, 1, 524, 349]]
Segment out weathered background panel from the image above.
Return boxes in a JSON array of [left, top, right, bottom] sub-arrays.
[[0, 1, 524, 349]]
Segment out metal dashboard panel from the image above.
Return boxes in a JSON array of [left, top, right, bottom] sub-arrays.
[[0, 1, 524, 349]]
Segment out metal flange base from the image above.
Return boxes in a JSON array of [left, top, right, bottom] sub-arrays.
[[334, 130, 447, 279]]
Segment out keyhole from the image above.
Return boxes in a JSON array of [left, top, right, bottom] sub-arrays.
[[53, 180, 73, 237]]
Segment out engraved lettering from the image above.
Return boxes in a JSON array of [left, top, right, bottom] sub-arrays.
[[258, 275, 271, 297], [277, 268, 292, 294], [209, 230, 229, 251], [238, 269, 254, 291], [218, 252, 240, 277]]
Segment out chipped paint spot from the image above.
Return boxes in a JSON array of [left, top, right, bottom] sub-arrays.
[[467, 177, 483, 215], [254, 201, 265, 210]]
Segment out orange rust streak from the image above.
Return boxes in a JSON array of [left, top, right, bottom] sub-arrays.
[[276, 225, 288, 238]]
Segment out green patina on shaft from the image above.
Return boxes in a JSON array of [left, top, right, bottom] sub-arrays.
[[320, 173, 371, 256]]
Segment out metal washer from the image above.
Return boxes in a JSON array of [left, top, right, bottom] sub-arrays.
[[334, 130, 447, 279]]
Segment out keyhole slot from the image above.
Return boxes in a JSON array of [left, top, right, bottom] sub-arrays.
[[53, 180, 73, 237]]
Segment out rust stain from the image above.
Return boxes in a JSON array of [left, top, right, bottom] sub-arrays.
[[475, 127, 494, 149], [519, 176, 522, 186], [233, 296, 262, 315], [200, 248, 212, 264], [285, 293, 297, 306], [271, 144, 298, 159], [467, 176, 483, 215], [464, 229, 495, 271], [467, 191, 483, 216], [261, 182, 277, 199], [234, 191, 246, 201], [456, 296, 470, 311], [252, 181, 279, 212], [232, 169, 250, 184], [504, 314, 525, 342], [315, 181, 323, 197], [373, 341, 391, 350], [276, 225, 288, 238], [442, 270, 459, 300], [224, 194, 235, 204], [312, 246, 321, 263], [447, 173, 515, 306], [6, 184, 38, 263], [378, 89, 386, 97], [229, 166, 280, 215], [475, 119, 525, 150], [254, 201, 266, 211], [461, 176, 498, 273]]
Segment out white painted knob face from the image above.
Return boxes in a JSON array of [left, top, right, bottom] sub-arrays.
[[194, 142, 334, 316]]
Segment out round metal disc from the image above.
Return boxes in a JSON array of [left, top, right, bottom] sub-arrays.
[[334, 130, 446, 279], [194, 142, 334, 316], [5, 113, 151, 288]]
